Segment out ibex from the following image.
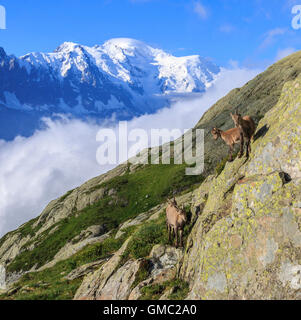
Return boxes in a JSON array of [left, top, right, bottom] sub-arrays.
[[230, 111, 256, 158], [211, 127, 241, 162], [166, 198, 187, 248]]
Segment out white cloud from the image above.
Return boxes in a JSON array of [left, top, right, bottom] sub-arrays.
[[219, 24, 236, 33], [193, 1, 208, 20], [275, 47, 296, 61], [284, 0, 300, 9], [0, 66, 261, 237], [260, 28, 287, 50]]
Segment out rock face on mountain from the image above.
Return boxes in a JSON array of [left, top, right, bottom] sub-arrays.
[[0, 51, 301, 300], [0, 265, 5, 290], [0, 162, 129, 269], [0, 38, 220, 140], [180, 75, 301, 299]]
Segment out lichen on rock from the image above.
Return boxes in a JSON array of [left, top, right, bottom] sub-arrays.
[[180, 75, 301, 300]]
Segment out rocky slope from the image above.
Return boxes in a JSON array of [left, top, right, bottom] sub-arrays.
[[0, 51, 301, 300], [180, 75, 301, 299]]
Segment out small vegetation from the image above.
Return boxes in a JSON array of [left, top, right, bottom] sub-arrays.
[[131, 259, 152, 290], [121, 209, 192, 264], [121, 214, 169, 262], [140, 278, 189, 300], [215, 156, 229, 176], [215, 150, 239, 176], [17, 218, 39, 238], [1, 232, 130, 300], [58, 189, 74, 202], [7, 163, 203, 274]]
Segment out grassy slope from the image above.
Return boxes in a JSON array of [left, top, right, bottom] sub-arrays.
[[7, 163, 203, 273], [1, 230, 133, 300]]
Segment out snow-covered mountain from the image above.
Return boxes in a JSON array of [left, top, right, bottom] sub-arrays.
[[0, 38, 220, 139]]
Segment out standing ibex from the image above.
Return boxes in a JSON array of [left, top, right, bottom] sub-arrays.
[[230, 111, 256, 158], [211, 127, 241, 162], [166, 198, 187, 248]]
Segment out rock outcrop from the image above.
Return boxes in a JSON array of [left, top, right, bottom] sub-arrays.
[[180, 75, 301, 299], [0, 163, 129, 269], [115, 204, 165, 239], [74, 238, 132, 300], [128, 245, 183, 300], [0, 265, 6, 290]]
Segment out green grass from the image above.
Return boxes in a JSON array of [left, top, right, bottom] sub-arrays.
[[0, 217, 39, 251], [130, 259, 152, 290], [58, 189, 75, 202], [140, 279, 189, 300], [122, 214, 169, 262], [121, 209, 192, 264], [7, 163, 203, 274], [215, 150, 239, 176], [1, 232, 131, 300]]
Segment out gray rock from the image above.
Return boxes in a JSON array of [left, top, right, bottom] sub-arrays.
[[149, 245, 183, 277], [0, 265, 6, 290], [74, 237, 132, 300], [98, 259, 142, 300], [64, 258, 111, 281], [72, 225, 107, 243]]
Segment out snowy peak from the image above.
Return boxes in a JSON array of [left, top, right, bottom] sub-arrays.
[[19, 38, 219, 92], [55, 41, 83, 53], [0, 38, 220, 120]]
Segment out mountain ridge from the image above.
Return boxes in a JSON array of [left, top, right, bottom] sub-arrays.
[[0, 38, 220, 139]]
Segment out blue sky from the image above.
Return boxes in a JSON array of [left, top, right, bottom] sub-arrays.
[[0, 0, 301, 67]]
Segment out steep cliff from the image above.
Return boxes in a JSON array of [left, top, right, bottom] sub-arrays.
[[180, 74, 301, 299], [1, 52, 301, 300]]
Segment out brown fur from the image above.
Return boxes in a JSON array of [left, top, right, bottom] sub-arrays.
[[230, 112, 256, 158], [211, 127, 241, 162], [166, 198, 187, 248]]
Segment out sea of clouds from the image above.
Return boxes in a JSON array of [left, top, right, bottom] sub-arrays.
[[0, 67, 260, 237]]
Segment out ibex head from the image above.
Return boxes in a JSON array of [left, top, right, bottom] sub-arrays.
[[211, 127, 221, 140], [167, 197, 177, 206]]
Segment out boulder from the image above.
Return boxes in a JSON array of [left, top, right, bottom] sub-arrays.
[[149, 245, 183, 277], [97, 259, 142, 300], [74, 237, 131, 300], [128, 245, 183, 300]]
